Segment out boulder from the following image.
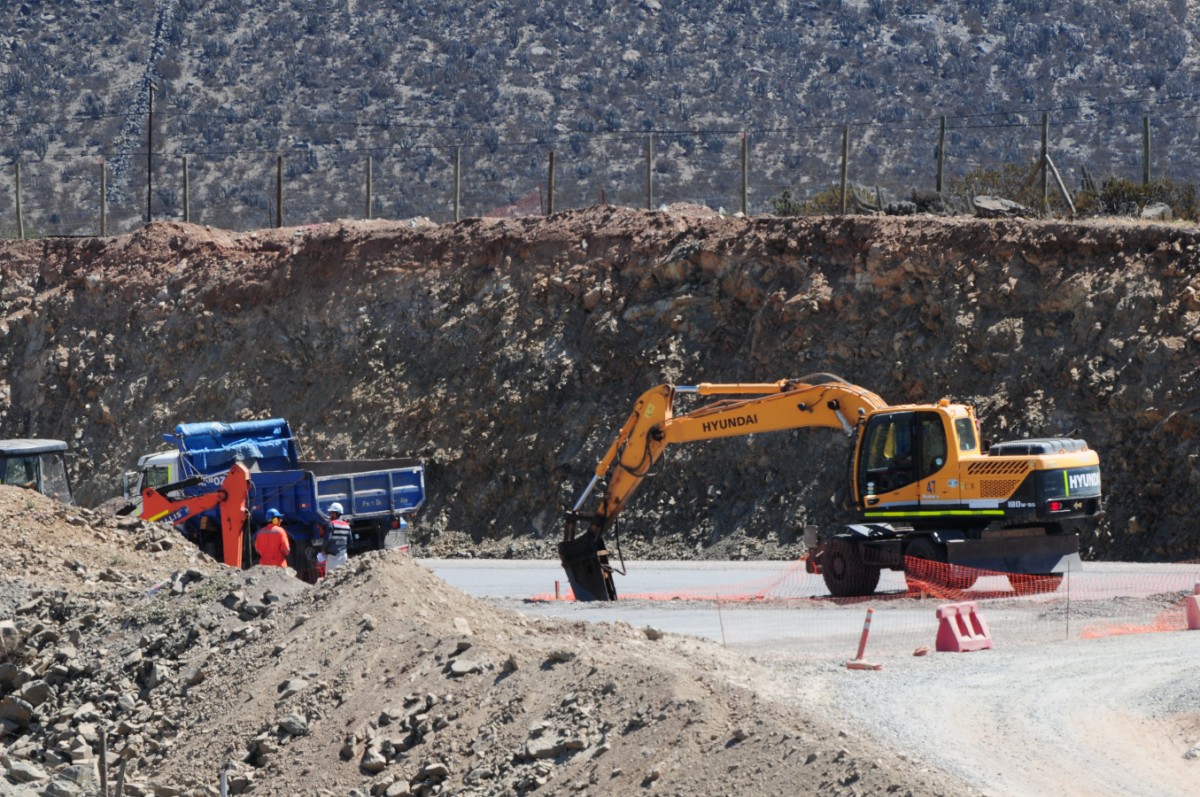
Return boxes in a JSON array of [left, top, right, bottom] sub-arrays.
[[17, 679, 53, 707], [973, 195, 1031, 218], [5, 757, 49, 783], [524, 734, 566, 760], [0, 695, 34, 727], [278, 678, 308, 699], [1141, 202, 1173, 221], [43, 762, 97, 797], [278, 712, 309, 736], [361, 743, 389, 773]]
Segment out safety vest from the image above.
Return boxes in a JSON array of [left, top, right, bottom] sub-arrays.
[[327, 518, 351, 555]]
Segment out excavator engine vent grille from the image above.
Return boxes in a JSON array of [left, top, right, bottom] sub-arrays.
[[980, 479, 1022, 499], [968, 461, 1031, 477]]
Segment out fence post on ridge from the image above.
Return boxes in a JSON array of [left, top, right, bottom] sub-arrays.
[[454, 146, 462, 222], [14, 162, 23, 239], [276, 155, 283, 228], [936, 115, 946, 193], [99, 158, 107, 236], [1143, 116, 1151, 185], [741, 130, 749, 216], [646, 134, 654, 211], [840, 125, 849, 215], [146, 83, 154, 224], [1040, 113, 1049, 217], [365, 155, 372, 220], [182, 155, 189, 224], [547, 150, 555, 215]]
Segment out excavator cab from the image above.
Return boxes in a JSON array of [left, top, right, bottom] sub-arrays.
[[855, 408, 953, 506], [0, 439, 74, 505]]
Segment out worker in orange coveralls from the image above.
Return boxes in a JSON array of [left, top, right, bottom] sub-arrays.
[[255, 508, 291, 567]]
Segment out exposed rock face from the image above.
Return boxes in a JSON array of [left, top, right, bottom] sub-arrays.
[[1, 208, 1198, 562]]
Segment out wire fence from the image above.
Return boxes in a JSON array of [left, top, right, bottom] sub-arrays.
[[3, 107, 1197, 238]]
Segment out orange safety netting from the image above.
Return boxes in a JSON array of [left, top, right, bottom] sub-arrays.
[[1079, 607, 1189, 638], [537, 557, 1193, 603], [531, 559, 1200, 654]]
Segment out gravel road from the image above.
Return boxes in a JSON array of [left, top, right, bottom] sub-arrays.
[[787, 631, 1200, 797], [429, 558, 1200, 797]]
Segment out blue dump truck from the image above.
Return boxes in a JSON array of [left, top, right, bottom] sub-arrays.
[[126, 418, 424, 580]]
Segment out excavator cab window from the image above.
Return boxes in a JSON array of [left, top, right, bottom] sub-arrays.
[[39, 453, 72, 504], [860, 413, 917, 494], [1, 456, 38, 489], [861, 411, 947, 495], [954, 417, 978, 451]]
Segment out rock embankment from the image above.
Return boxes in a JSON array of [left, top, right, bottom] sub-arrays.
[[1, 208, 1198, 562]]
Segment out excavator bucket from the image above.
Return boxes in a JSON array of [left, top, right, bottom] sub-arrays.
[[558, 533, 618, 601]]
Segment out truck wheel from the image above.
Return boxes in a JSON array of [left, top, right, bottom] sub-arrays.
[[821, 538, 881, 598]]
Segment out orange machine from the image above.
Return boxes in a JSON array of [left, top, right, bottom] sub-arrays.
[[141, 463, 252, 568], [562, 373, 1102, 600]]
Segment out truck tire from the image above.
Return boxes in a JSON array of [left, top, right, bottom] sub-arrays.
[[821, 537, 881, 598], [382, 527, 409, 551]]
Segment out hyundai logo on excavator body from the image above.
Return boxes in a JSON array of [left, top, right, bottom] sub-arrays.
[[1067, 471, 1101, 491]]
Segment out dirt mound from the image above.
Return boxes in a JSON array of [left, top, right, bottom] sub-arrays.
[[0, 486, 212, 592], [0, 488, 974, 796]]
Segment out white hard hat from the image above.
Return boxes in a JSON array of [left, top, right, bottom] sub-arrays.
[[328, 502, 344, 514]]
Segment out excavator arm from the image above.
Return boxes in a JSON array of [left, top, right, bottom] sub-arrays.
[[141, 463, 252, 568], [561, 374, 888, 600]]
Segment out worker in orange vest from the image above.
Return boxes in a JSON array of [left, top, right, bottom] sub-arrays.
[[255, 508, 291, 568]]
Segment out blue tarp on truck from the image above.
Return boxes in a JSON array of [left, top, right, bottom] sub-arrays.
[[170, 418, 299, 475]]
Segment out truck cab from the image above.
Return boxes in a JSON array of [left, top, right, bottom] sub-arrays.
[[122, 450, 182, 515], [0, 439, 75, 505]]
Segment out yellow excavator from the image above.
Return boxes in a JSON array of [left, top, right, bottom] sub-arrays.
[[561, 373, 1103, 600]]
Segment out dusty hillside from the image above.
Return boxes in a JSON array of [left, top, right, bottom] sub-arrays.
[[1, 207, 1199, 563], [4, 1, 1200, 233], [0, 486, 978, 797]]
